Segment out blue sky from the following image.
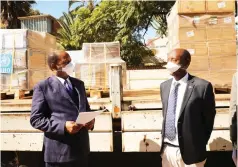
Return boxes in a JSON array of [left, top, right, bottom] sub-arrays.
[[32, 1, 157, 41]]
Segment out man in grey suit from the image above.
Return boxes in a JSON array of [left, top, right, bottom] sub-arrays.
[[160, 49, 216, 167], [30, 51, 95, 167]]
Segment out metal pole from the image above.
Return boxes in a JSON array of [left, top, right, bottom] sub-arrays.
[[109, 64, 122, 119]]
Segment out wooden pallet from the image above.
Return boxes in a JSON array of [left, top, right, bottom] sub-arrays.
[[214, 87, 231, 94], [1, 89, 33, 100], [86, 89, 110, 98]]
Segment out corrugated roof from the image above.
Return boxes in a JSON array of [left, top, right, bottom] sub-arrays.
[[18, 15, 57, 21]]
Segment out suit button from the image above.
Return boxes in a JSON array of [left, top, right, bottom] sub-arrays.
[[179, 136, 182, 139]]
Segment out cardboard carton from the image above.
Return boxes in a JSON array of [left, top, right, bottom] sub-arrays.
[[188, 56, 209, 71], [206, 0, 235, 13]]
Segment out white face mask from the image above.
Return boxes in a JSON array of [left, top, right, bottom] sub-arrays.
[[165, 61, 181, 74], [62, 62, 75, 76]]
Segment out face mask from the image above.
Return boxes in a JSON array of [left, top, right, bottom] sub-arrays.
[[62, 62, 75, 76], [165, 61, 181, 73]]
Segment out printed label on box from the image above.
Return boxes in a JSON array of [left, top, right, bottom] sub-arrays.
[[0, 53, 13, 74], [187, 49, 195, 55], [217, 1, 226, 8], [186, 31, 195, 37], [224, 17, 232, 24]]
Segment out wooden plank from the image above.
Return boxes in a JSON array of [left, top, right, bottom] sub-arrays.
[[0, 98, 112, 112], [0, 112, 112, 132], [1, 132, 113, 152], [122, 130, 232, 152], [123, 89, 160, 97], [90, 90, 103, 98], [124, 94, 230, 106], [121, 109, 230, 132]]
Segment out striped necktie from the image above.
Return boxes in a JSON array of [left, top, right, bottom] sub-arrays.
[[164, 82, 180, 141]]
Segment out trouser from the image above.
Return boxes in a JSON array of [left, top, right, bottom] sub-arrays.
[[161, 145, 206, 167]]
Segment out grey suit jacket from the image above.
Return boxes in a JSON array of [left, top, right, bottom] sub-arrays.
[[30, 76, 91, 163], [160, 74, 216, 165]]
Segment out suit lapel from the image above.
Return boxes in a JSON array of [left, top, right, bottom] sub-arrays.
[[178, 74, 195, 118], [163, 79, 173, 117], [69, 77, 82, 110]]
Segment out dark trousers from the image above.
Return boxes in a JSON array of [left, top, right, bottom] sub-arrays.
[[45, 159, 88, 167]]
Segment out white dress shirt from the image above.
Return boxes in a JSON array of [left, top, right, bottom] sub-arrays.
[[164, 73, 189, 146], [56, 76, 73, 90]]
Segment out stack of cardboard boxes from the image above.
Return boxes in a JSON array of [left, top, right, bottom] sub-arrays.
[[167, 0, 236, 88], [74, 42, 127, 90], [0, 29, 56, 90]]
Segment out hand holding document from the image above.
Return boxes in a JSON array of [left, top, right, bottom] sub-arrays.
[[75, 109, 106, 124]]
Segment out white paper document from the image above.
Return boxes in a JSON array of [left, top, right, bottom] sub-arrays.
[[75, 109, 106, 124]]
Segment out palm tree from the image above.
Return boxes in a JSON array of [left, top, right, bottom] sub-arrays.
[[68, 0, 96, 12], [57, 12, 75, 49], [1, 1, 36, 29]]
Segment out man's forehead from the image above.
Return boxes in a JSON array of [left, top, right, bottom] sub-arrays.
[[168, 49, 184, 58]]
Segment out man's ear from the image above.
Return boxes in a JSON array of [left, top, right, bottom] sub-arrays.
[[50, 63, 57, 71]]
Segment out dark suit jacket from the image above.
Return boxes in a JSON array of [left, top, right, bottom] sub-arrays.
[[30, 76, 91, 163], [160, 74, 216, 165]]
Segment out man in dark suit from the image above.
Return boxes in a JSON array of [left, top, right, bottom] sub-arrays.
[[160, 49, 216, 167], [229, 72, 237, 166], [30, 51, 95, 167]]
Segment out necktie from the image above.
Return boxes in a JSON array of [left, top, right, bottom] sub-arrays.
[[64, 79, 73, 95], [164, 82, 180, 141]]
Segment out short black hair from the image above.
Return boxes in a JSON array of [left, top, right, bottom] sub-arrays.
[[180, 49, 191, 68], [47, 52, 59, 71]]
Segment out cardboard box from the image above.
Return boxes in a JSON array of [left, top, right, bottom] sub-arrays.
[[83, 42, 120, 63], [209, 70, 236, 87], [75, 62, 127, 89], [188, 56, 209, 71], [171, 0, 206, 14], [205, 14, 235, 27], [209, 56, 237, 71], [168, 14, 208, 29], [206, 0, 235, 13], [0, 29, 56, 50], [1, 49, 27, 69], [173, 42, 208, 56], [188, 70, 210, 80], [0, 69, 47, 90], [28, 49, 47, 70], [168, 13, 235, 29], [172, 27, 207, 44], [206, 25, 236, 41], [208, 40, 236, 56]]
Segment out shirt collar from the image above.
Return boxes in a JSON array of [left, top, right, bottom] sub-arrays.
[[56, 76, 71, 85], [172, 73, 189, 85]]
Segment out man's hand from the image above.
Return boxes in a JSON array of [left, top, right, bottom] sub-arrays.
[[85, 119, 95, 130], [65, 121, 83, 134]]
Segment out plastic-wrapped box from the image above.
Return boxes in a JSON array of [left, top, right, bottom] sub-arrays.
[[82, 42, 120, 63], [0, 29, 56, 90], [78, 42, 127, 89], [74, 60, 127, 90], [1, 69, 48, 90]]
